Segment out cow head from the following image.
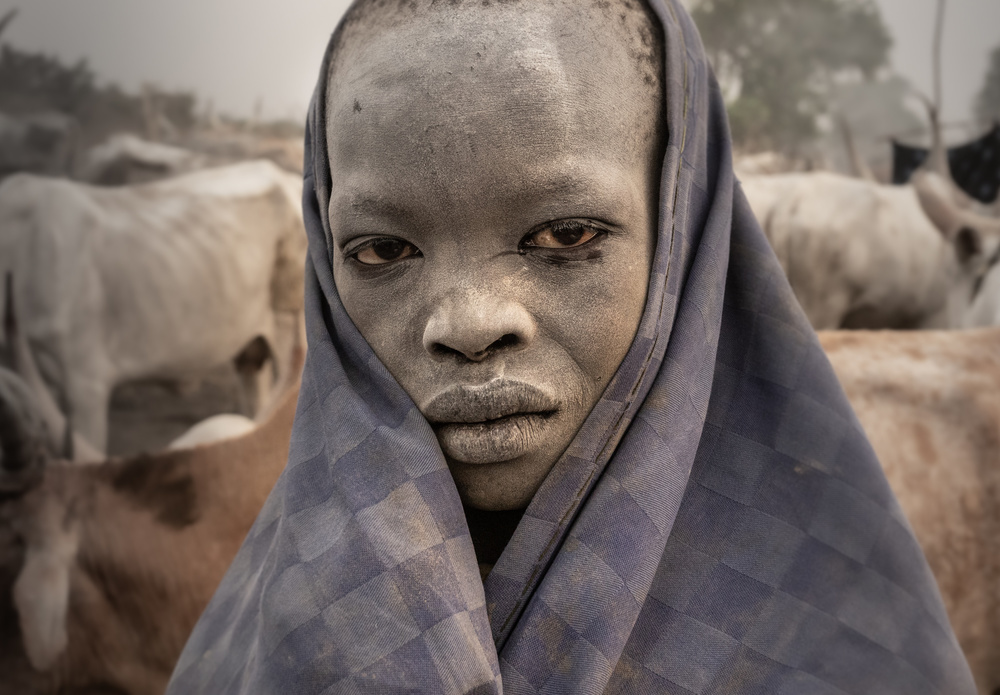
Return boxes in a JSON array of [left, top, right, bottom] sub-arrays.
[[912, 170, 1000, 327], [0, 363, 79, 675], [0, 280, 80, 676]]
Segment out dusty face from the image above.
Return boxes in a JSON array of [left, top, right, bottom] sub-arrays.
[[326, 3, 662, 509]]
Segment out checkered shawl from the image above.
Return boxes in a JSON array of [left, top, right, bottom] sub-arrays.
[[167, 1, 976, 692]]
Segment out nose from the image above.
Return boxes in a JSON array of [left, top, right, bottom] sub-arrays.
[[422, 291, 537, 362]]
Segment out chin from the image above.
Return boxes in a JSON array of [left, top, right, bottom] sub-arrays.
[[447, 456, 554, 511]]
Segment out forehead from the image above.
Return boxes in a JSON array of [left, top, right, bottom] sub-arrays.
[[324, 3, 661, 184], [327, 1, 661, 91]]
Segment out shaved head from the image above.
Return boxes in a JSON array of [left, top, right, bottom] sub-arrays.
[[326, 0, 665, 147]]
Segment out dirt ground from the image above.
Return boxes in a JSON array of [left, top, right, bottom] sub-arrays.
[[107, 363, 250, 457]]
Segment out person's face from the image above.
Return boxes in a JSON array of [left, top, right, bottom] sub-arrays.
[[326, 3, 661, 510]]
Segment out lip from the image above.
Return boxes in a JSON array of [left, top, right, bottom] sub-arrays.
[[423, 380, 559, 464]]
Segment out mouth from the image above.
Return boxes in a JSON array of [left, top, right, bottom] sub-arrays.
[[423, 380, 559, 464]]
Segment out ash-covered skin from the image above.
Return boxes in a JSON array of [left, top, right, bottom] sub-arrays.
[[326, 0, 665, 510]]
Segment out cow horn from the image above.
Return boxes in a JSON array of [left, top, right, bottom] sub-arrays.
[[0, 8, 18, 43], [838, 116, 877, 182], [913, 170, 965, 237], [918, 96, 952, 181], [58, 389, 74, 462], [928, 0, 949, 178], [3, 271, 15, 351]]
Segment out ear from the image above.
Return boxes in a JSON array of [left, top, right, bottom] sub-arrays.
[[953, 226, 983, 263], [954, 209, 1000, 265], [13, 494, 78, 671]]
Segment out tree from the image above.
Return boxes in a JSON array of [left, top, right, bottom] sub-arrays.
[[975, 44, 1000, 126], [691, 0, 892, 154]]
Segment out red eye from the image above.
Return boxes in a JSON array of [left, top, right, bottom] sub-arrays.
[[353, 238, 419, 265], [524, 221, 601, 249]]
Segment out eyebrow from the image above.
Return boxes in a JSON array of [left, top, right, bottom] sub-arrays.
[[342, 196, 419, 223], [506, 169, 636, 219]]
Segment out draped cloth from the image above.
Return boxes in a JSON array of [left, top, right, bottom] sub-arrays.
[[892, 123, 1000, 204], [167, 1, 975, 692]]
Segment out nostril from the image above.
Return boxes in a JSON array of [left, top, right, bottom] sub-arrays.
[[490, 334, 520, 352], [430, 342, 466, 360], [430, 333, 522, 362]]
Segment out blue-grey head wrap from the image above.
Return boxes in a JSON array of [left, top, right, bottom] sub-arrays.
[[167, 1, 975, 692]]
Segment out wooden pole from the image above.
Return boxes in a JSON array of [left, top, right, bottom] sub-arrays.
[[927, 0, 950, 178]]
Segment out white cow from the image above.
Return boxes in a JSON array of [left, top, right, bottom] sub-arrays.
[[741, 171, 1000, 330], [0, 160, 307, 451]]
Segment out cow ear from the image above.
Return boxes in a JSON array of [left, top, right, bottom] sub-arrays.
[[954, 226, 983, 263]]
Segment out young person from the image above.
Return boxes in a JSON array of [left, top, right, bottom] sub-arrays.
[[168, 1, 975, 692]]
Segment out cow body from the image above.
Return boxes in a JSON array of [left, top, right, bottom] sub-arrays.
[[741, 172, 968, 330], [0, 160, 306, 450], [821, 328, 1000, 694]]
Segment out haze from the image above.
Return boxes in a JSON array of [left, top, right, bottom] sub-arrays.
[[2, 0, 997, 129]]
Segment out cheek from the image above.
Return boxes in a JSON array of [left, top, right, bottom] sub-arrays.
[[527, 250, 651, 387], [332, 260, 425, 363]]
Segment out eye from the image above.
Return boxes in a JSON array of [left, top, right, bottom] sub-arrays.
[[522, 220, 602, 250], [351, 238, 420, 265]]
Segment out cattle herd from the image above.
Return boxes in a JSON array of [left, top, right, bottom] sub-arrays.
[[0, 109, 999, 692]]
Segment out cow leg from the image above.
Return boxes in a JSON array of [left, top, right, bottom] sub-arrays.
[[63, 376, 112, 454], [233, 336, 274, 418], [799, 291, 853, 331]]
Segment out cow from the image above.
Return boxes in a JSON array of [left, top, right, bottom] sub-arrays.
[[82, 134, 207, 186], [821, 327, 1000, 695], [741, 170, 1000, 330], [0, 159, 308, 452], [0, 355, 301, 694]]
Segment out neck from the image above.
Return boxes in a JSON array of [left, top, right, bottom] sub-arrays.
[[463, 504, 526, 580]]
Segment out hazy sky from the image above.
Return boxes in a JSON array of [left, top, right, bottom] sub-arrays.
[[2, 0, 997, 131]]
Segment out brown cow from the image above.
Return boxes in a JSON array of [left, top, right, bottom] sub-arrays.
[[821, 327, 1000, 695], [0, 374, 300, 695]]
